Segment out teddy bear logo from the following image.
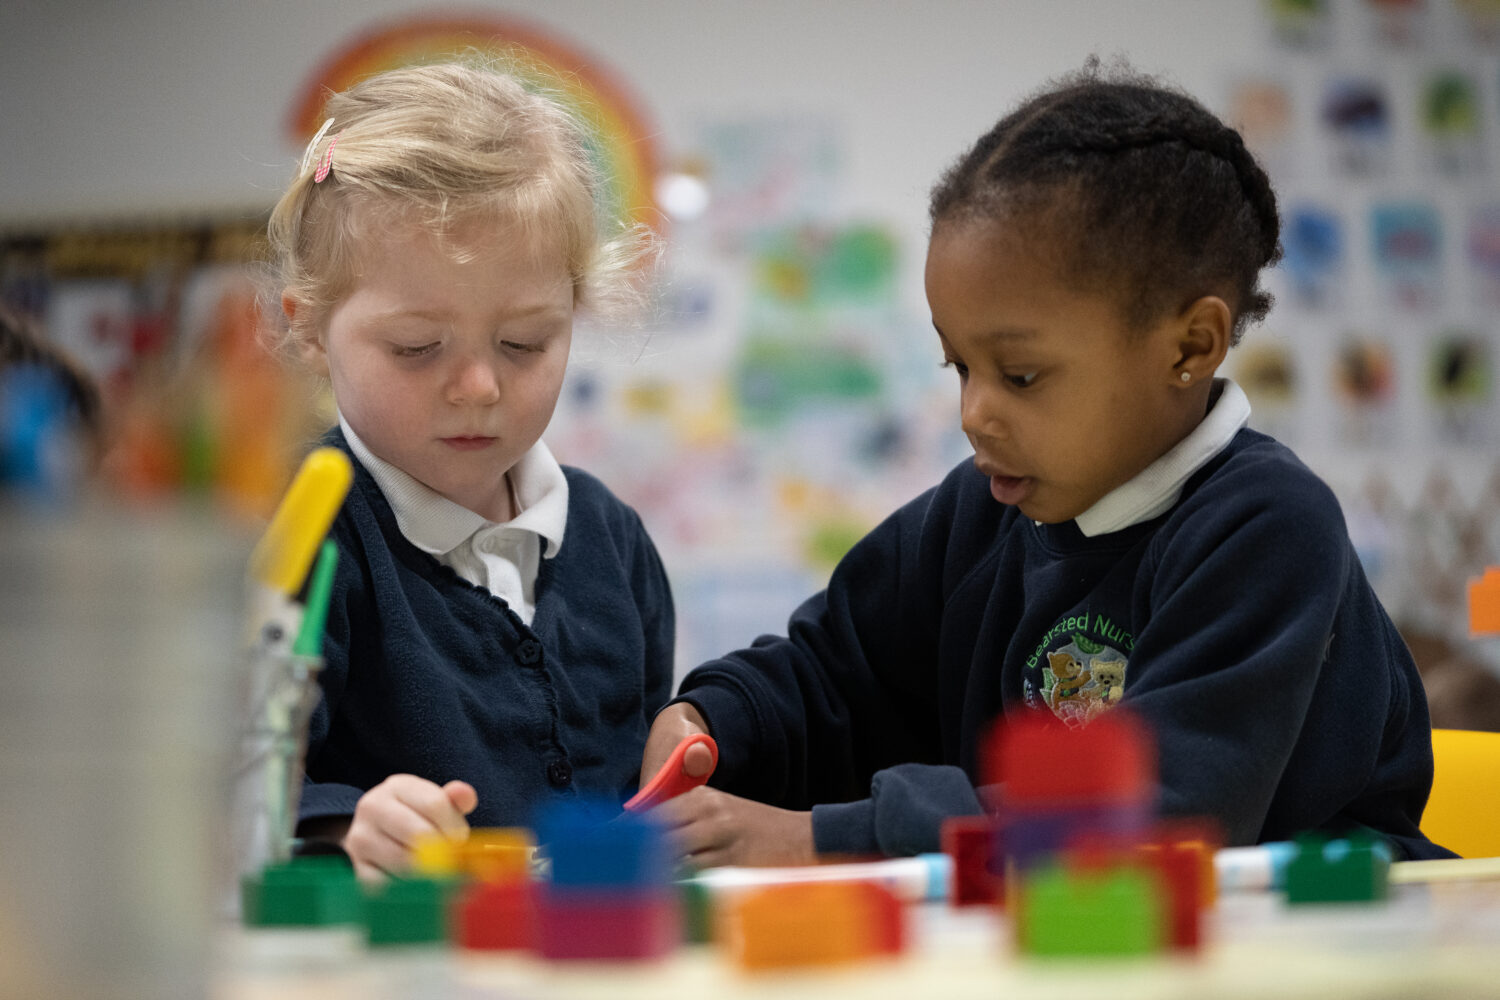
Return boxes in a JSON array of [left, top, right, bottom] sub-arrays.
[[1043, 642, 1128, 727]]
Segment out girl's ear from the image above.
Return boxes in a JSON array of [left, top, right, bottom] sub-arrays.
[[283, 293, 330, 377], [1171, 295, 1231, 387]]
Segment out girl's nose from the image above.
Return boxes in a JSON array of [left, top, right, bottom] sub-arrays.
[[448, 357, 501, 405], [960, 382, 1005, 440]]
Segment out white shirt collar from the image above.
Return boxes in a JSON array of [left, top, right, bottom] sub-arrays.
[[1072, 378, 1251, 538], [339, 415, 568, 559]]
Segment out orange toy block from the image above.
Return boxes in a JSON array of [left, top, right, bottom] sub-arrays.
[[462, 829, 535, 883], [1471, 568, 1500, 635], [722, 880, 904, 971]]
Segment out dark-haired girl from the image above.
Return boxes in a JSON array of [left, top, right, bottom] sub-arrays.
[[640, 64, 1452, 867]]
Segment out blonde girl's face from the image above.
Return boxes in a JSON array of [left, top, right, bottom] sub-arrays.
[[310, 218, 574, 521], [925, 220, 1199, 525]]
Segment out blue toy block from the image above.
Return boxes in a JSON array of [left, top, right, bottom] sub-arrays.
[[535, 798, 676, 892]]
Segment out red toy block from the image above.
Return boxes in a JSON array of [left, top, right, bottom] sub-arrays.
[[453, 879, 535, 952], [942, 814, 1001, 907], [982, 708, 1156, 807], [1138, 840, 1205, 951], [1140, 818, 1222, 908], [722, 880, 905, 971], [534, 889, 679, 961]]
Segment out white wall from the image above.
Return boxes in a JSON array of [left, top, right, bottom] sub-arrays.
[[0, 0, 1262, 241]]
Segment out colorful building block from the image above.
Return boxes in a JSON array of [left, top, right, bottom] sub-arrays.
[[452, 879, 535, 951], [461, 828, 535, 883], [1471, 567, 1500, 634], [1135, 822, 1219, 951], [535, 889, 680, 961], [531, 799, 682, 961], [537, 802, 675, 890], [984, 709, 1158, 875], [240, 855, 361, 927], [1284, 833, 1391, 904], [942, 814, 1001, 907], [363, 874, 464, 946], [721, 880, 905, 971], [1016, 862, 1164, 958]]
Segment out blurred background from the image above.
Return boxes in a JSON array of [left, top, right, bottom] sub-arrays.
[[2, 0, 1498, 721]]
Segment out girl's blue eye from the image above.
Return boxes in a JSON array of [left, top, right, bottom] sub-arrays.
[[1006, 372, 1038, 388]]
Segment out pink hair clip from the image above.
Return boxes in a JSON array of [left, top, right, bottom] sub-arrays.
[[314, 131, 342, 184]]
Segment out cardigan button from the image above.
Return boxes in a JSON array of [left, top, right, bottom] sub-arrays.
[[516, 639, 542, 665], [546, 759, 573, 788]]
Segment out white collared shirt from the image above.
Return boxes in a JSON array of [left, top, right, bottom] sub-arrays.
[[339, 416, 568, 625], [1073, 378, 1252, 538]]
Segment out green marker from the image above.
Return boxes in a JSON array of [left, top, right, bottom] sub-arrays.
[[292, 539, 338, 658]]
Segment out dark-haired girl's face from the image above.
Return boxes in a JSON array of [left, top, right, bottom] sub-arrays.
[[925, 220, 1202, 524]]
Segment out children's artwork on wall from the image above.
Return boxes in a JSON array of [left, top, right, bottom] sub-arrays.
[[1362, 0, 1432, 48], [1228, 339, 1304, 446], [1267, 0, 1335, 49], [1370, 202, 1444, 310], [1282, 204, 1347, 307], [694, 117, 844, 252], [1467, 206, 1500, 307], [1421, 69, 1485, 175], [1456, 0, 1500, 44], [1425, 329, 1494, 444], [1320, 77, 1394, 176], [1332, 333, 1400, 445], [1228, 79, 1299, 178], [43, 280, 134, 393]]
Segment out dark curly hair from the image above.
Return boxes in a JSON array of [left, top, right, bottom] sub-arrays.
[[929, 60, 1282, 344]]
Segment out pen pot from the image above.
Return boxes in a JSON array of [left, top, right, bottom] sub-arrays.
[[0, 498, 246, 1000], [229, 646, 324, 882]]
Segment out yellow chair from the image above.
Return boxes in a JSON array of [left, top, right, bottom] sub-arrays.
[[1422, 728, 1500, 858]]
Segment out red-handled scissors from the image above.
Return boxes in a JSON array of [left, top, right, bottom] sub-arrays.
[[624, 733, 719, 811]]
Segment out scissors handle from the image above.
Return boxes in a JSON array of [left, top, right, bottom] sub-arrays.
[[624, 733, 719, 811]]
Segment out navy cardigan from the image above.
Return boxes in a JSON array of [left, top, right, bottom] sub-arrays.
[[298, 429, 675, 829]]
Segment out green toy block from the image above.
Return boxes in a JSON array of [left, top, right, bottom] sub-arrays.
[[1017, 863, 1164, 958], [678, 878, 714, 945], [363, 874, 463, 946], [1285, 833, 1391, 904], [241, 856, 362, 927]]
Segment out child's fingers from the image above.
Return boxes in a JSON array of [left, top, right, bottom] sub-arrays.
[[344, 818, 417, 881], [387, 775, 471, 842], [639, 703, 709, 785], [681, 741, 715, 779], [442, 779, 479, 817]]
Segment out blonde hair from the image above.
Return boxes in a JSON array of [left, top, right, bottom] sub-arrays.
[[265, 60, 652, 360]]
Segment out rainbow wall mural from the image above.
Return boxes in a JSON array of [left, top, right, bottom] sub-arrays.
[[287, 13, 661, 233]]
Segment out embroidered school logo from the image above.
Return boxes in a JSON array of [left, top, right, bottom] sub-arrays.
[[1023, 614, 1132, 729]]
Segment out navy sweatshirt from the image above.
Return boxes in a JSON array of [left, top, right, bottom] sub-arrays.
[[298, 429, 675, 829], [675, 428, 1451, 861]]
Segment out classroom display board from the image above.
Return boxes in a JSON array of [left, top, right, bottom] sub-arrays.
[[1220, 0, 1500, 663]]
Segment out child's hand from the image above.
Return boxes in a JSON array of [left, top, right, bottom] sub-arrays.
[[652, 786, 815, 869], [342, 774, 478, 882], [640, 702, 715, 786]]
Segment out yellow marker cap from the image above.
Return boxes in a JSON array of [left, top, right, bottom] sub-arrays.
[[248, 447, 354, 596]]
